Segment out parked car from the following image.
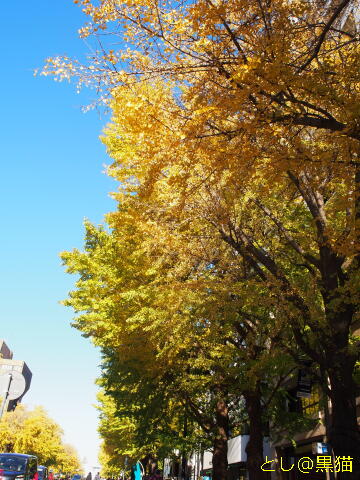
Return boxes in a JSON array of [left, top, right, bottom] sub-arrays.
[[37, 466, 48, 480], [0, 453, 38, 480]]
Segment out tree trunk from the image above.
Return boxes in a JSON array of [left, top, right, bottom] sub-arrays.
[[181, 455, 187, 480], [320, 285, 360, 480], [318, 234, 360, 480], [327, 359, 360, 480], [212, 399, 229, 480], [244, 386, 267, 480]]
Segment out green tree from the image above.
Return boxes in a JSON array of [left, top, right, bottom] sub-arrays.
[[62, 211, 299, 480]]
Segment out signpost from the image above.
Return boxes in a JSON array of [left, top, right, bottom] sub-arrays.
[[0, 370, 27, 418]]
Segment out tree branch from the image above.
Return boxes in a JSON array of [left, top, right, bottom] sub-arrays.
[[252, 198, 320, 270], [298, 0, 352, 71]]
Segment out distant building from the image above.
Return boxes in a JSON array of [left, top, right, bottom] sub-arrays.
[[0, 340, 32, 416], [0, 340, 13, 360]]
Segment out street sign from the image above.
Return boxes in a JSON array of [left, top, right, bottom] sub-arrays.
[[312, 442, 330, 454], [0, 371, 26, 400]]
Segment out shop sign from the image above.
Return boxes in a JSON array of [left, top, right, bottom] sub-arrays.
[[312, 443, 330, 454]]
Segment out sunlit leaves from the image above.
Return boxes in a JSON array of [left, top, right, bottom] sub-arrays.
[[0, 405, 82, 472]]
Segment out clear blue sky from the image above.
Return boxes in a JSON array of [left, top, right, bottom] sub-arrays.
[[1, 0, 118, 470]]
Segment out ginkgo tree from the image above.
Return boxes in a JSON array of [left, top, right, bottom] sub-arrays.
[[62, 202, 301, 480], [62, 220, 233, 475], [43, 0, 360, 147], [0, 405, 82, 472], [97, 76, 360, 474], [96, 378, 210, 478], [44, 0, 360, 477]]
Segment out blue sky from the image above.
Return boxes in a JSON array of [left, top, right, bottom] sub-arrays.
[[1, 0, 118, 471]]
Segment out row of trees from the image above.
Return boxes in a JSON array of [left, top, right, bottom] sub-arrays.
[[44, 0, 360, 478], [0, 405, 82, 473]]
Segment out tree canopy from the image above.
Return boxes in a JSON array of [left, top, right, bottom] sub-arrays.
[[0, 405, 82, 473], [44, 0, 360, 478]]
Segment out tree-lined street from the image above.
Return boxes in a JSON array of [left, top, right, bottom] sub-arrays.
[[1, 0, 359, 478], [43, 0, 360, 478]]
